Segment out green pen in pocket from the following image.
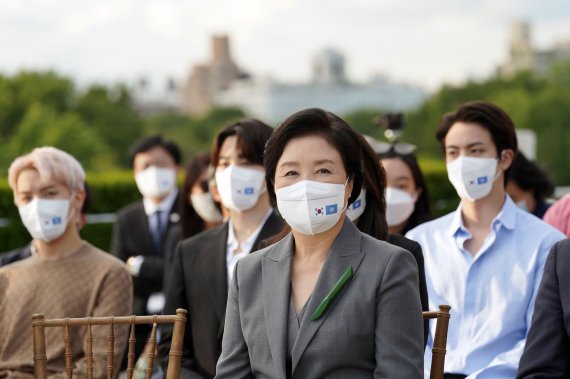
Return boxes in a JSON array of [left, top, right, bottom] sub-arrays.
[[311, 265, 354, 321]]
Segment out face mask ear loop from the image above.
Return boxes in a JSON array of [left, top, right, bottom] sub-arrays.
[[340, 176, 351, 214]]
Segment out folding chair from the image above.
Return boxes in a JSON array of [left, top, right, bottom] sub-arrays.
[[32, 308, 187, 379], [423, 304, 451, 379]]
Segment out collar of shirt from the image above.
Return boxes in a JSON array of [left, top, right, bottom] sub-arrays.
[[226, 209, 273, 283], [447, 195, 517, 238], [227, 209, 272, 257], [142, 189, 179, 216]]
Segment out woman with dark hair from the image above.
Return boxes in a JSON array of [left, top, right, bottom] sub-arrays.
[[366, 141, 432, 235], [215, 108, 423, 378], [163, 152, 224, 291], [180, 152, 224, 238], [506, 152, 554, 219]]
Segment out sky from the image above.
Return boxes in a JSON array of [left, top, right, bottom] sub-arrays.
[[1, 0, 569, 92]]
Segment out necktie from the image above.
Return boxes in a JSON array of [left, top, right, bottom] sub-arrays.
[[152, 210, 164, 255]]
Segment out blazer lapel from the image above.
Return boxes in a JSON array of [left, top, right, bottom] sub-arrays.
[[200, 224, 229, 326], [262, 234, 294, 379], [291, 219, 366, 374]]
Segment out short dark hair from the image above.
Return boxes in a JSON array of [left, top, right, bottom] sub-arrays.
[[129, 135, 182, 167], [436, 101, 518, 180], [509, 152, 554, 202], [264, 108, 363, 207], [211, 119, 273, 167], [378, 151, 432, 234]]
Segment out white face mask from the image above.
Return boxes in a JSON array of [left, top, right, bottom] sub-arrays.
[[135, 166, 177, 198], [19, 197, 73, 242], [347, 189, 366, 222], [190, 192, 223, 223], [276, 179, 348, 236], [447, 156, 499, 202], [385, 187, 416, 227], [215, 165, 266, 212]]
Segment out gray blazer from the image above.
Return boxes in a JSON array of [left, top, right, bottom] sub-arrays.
[[215, 219, 424, 379]]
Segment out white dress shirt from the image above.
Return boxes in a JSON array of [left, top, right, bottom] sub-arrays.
[[407, 195, 564, 378], [141, 189, 178, 313], [142, 189, 179, 234], [226, 210, 272, 284]]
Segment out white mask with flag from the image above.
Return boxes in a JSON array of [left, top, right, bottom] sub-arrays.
[[447, 156, 499, 202], [19, 197, 73, 242], [346, 189, 366, 221], [215, 165, 266, 211], [135, 166, 177, 198], [276, 179, 348, 236]]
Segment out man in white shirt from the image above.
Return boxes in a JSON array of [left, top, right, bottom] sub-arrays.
[[406, 101, 564, 379], [158, 119, 284, 379]]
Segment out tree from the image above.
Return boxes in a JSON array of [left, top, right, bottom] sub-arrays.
[[3, 104, 111, 171]]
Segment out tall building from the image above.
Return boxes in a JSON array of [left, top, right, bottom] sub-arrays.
[[180, 37, 425, 122], [181, 35, 247, 116], [499, 21, 570, 77], [215, 48, 426, 123]]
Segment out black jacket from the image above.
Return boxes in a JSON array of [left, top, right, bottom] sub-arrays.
[[158, 212, 284, 379]]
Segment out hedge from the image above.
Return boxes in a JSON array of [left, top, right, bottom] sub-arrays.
[[0, 162, 458, 254]]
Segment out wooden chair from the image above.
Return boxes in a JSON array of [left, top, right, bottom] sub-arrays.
[[32, 308, 187, 379], [423, 305, 451, 379]]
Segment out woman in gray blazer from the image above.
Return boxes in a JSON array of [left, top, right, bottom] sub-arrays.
[[215, 108, 424, 379]]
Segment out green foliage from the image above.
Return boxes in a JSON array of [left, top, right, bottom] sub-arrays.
[[342, 109, 385, 137], [144, 106, 246, 158], [3, 103, 111, 171], [0, 71, 74, 139], [73, 84, 143, 166]]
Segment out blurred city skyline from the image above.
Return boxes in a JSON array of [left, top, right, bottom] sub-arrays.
[[1, 0, 569, 92]]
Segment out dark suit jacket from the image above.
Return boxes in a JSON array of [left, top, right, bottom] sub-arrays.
[[158, 212, 284, 379], [215, 219, 424, 379], [111, 197, 180, 316], [388, 233, 429, 345], [0, 244, 32, 267], [517, 238, 570, 379]]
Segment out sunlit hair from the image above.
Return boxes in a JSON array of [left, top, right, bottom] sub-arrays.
[[8, 147, 86, 195]]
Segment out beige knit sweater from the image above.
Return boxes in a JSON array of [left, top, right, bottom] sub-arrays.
[[0, 242, 133, 379]]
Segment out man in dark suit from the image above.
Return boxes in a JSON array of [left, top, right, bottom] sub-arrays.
[[159, 119, 282, 379], [517, 238, 570, 379], [111, 135, 181, 359]]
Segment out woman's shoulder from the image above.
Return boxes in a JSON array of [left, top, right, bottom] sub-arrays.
[[359, 232, 417, 266]]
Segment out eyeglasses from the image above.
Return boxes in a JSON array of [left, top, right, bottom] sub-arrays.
[[364, 135, 417, 156]]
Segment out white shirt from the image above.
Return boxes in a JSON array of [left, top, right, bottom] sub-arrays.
[[406, 196, 564, 378], [141, 189, 178, 314], [142, 189, 179, 234], [226, 210, 272, 284]]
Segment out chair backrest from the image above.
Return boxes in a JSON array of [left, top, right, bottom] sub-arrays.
[[32, 308, 187, 379], [423, 305, 451, 379]]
